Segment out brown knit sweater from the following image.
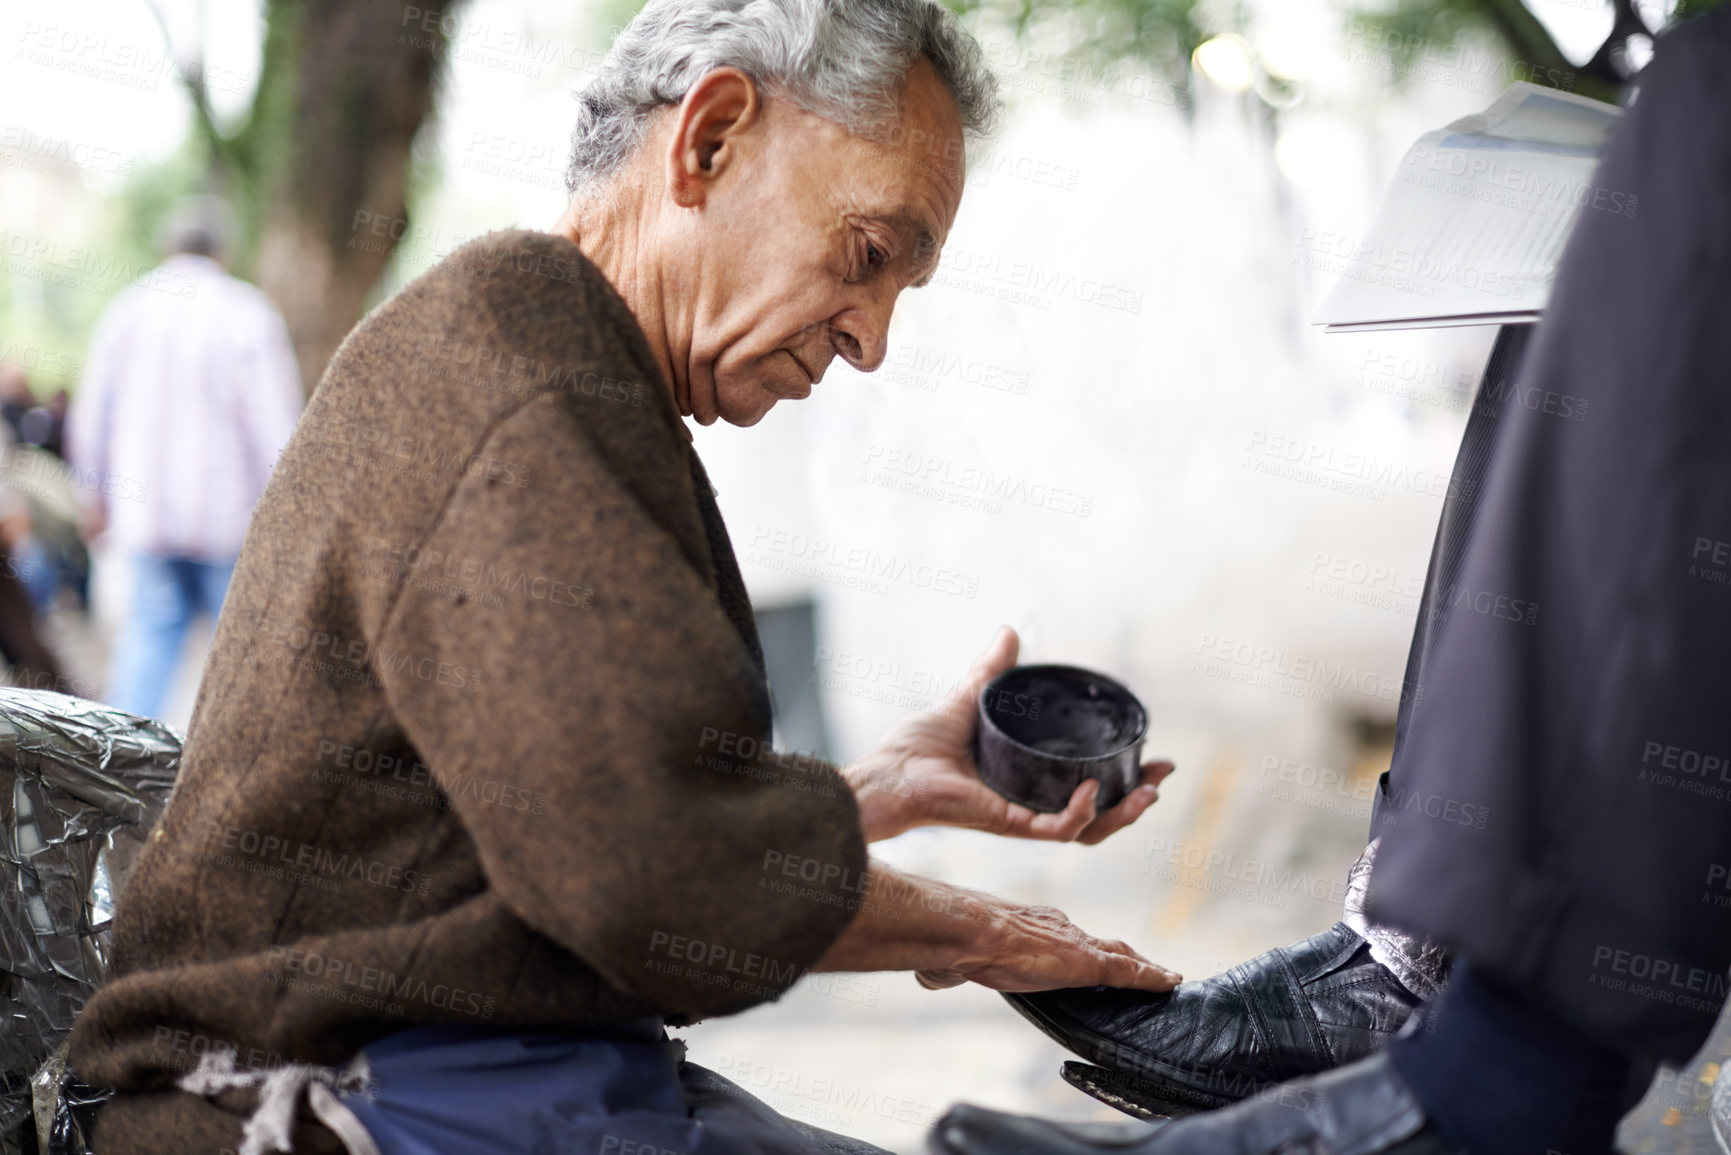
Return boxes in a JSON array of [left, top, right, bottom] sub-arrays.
[[67, 230, 866, 1148]]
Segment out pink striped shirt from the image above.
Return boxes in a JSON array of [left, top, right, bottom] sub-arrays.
[[67, 255, 303, 560]]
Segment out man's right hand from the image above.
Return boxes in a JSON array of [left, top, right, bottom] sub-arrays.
[[811, 860, 1180, 994]]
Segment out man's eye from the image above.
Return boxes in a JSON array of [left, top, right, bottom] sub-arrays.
[[865, 242, 886, 269]]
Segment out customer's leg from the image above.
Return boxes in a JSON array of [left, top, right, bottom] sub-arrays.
[[1364, 9, 1731, 1071], [105, 553, 196, 719], [935, 9, 1731, 1154]]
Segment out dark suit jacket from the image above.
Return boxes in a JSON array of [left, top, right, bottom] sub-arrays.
[[1369, 12, 1731, 1063]]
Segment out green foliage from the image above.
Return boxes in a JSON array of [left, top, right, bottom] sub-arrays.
[[184, 0, 303, 279], [946, 0, 1215, 81], [0, 137, 211, 397], [1345, 0, 1484, 75]]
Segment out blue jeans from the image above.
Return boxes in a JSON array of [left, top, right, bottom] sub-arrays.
[[105, 552, 235, 720], [338, 1024, 892, 1155]]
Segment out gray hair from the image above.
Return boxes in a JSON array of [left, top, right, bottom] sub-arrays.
[[565, 0, 1002, 197], [160, 195, 236, 259]]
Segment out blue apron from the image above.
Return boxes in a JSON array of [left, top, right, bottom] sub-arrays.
[[337, 1023, 892, 1155]]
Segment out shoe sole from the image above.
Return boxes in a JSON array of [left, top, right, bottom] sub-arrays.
[[1060, 1062, 1214, 1120], [1005, 994, 1253, 1115]]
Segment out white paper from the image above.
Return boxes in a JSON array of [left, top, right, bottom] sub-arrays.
[[1314, 83, 1626, 332]]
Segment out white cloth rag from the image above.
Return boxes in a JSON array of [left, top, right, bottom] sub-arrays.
[[176, 1047, 381, 1155]]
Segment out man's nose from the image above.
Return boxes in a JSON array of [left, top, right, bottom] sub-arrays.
[[831, 285, 898, 373]]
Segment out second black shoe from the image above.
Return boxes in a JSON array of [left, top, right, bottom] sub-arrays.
[[928, 1053, 1462, 1155], [1004, 922, 1423, 1116]]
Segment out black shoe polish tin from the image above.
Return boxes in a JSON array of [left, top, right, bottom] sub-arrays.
[[974, 664, 1148, 814]]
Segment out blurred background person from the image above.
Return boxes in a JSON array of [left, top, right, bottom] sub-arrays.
[[1, 361, 91, 613], [0, 394, 71, 692], [0, 361, 35, 443], [66, 196, 304, 722]]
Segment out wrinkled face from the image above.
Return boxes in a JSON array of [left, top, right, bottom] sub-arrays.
[[669, 59, 967, 426]]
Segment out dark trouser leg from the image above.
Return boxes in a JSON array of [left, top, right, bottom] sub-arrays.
[[1388, 967, 1633, 1155], [1366, 8, 1731, 1068], [1373, 324, 1532, 849]]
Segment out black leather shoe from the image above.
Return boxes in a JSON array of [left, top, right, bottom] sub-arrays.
[[1004, 922, 1423, 1116], [928, 1054, 1462, 1155]]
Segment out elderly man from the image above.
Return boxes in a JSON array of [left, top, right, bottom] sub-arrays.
[[66, 2, 1178, 1152]]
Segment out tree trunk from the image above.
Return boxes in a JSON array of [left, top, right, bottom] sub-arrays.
[[254, 0, 457, 397]]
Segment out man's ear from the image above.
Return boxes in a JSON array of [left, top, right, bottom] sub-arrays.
[[667, 68, 760, 208]]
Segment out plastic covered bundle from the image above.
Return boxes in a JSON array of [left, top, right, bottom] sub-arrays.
[[0, 690, 181, 1155]]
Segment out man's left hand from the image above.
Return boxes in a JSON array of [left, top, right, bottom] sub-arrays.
[[842, 626, 1174, 843]]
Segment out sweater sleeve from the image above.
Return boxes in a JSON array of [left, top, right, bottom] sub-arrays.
[[372, 401, 866, 1018]]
